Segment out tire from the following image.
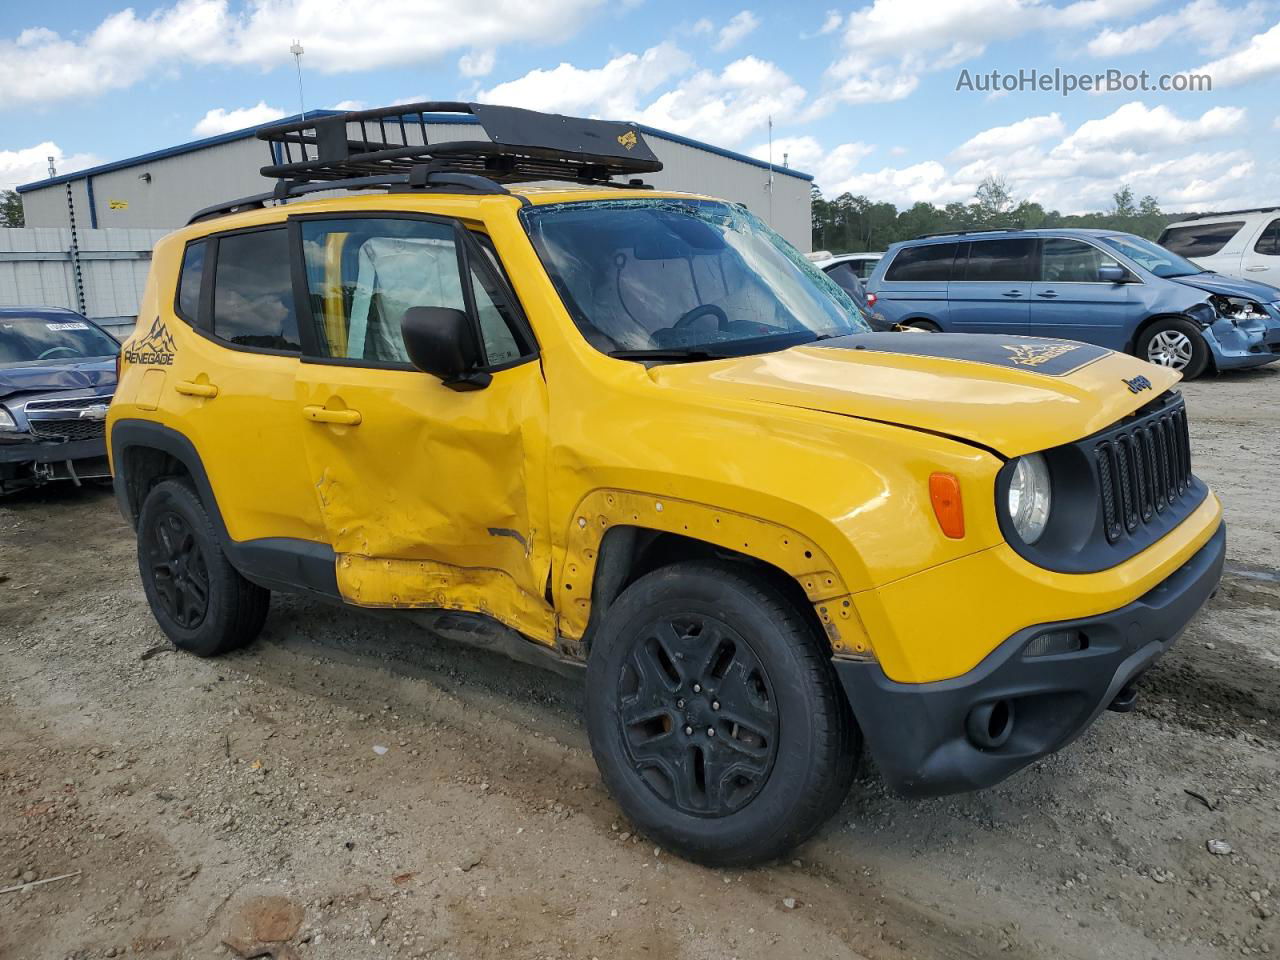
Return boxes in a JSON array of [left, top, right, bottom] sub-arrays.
[[901, 319, 940, 332], [1136, 317, 1210, 379], [585, 561, 859, 867], [136, 478, 269, 657]]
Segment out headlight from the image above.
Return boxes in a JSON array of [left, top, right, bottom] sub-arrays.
[[0, 407, 20, 432], [1007, 453, 1051, 544]]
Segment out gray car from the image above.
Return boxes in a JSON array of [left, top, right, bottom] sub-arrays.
[[0, 307, 119, 494]]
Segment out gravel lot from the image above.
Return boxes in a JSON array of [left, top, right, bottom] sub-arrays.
[[2, 366, 1277, 960]]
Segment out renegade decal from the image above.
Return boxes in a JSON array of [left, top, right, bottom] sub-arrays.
[[1002, 343, 1079, 367], [617, 130, 638, 150], [810, 332, 1111, 377], [124, 317, 176, 366]]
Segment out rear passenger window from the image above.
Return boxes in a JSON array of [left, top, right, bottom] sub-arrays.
[[1160, 221, 1244, 258], [176, 241, 205, 324], [1254, 219, 1280, 256], [961, 239, 1035, 282], [884, 243, 957, 282], [211, 229, 300, 351], [298, 217, 530, 367]]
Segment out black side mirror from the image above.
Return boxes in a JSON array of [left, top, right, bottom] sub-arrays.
[[1097, 264, 1127, 284], [400, 307, 491, 391]]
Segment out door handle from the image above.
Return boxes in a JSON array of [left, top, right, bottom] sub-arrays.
[[1036, 290, 1058, 298], [303, 405, 362, 426], [1246, 266, 1268, 272], [1001, 290, 1024, 298], [175, 380, 218, 398]]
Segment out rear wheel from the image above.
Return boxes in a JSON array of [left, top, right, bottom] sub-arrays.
[[137, 479, 269, 657], [1137, 317, 1209, 379], [585, 561, 859, 867]]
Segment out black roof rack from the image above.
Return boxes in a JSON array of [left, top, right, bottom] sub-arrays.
[[914, 228, 1027, 240], [187, 101, 663, 224], [1174, 206, 1279, 221], [259, 101, 661, 185]]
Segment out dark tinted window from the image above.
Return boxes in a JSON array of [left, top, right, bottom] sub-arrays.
[[177, 241, 205, 324], [1254, 218, 1280, 256], [1039, 238, 1122, 283], [884, 243, 957, 282], [824, 261, 862, 296], [961, 239, 1035, 282], [1159, 221, 1244, 258], [211, 229, 300, 351]]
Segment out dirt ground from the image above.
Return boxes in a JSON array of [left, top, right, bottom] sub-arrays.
[[2, 367, 1277, 960]]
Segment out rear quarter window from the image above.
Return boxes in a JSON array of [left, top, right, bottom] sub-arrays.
[[884, 243, 958, 282], [210, 229, 301, 352], [1159, 221, 1245, 258]]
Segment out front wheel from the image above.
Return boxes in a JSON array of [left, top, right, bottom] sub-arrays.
[[1137, 317, 1209, 379], [585, 561, 859, 867], [136, 478, 269, 657]]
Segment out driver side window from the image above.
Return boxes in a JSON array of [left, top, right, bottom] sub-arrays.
[[1040, 238, 1119, 283], [297, 217, 530, 367]]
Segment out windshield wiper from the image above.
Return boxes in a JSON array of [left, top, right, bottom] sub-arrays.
[[608, 347, 730, 362]]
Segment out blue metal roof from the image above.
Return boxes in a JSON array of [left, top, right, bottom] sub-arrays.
[[17, 109, 811, 193]]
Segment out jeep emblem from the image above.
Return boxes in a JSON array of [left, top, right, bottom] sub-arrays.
[[1123, 375, 1153, 394]]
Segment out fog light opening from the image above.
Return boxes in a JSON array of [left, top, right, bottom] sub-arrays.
[[1023, 630, 1086, 659], [966, 699, 1015, 750]]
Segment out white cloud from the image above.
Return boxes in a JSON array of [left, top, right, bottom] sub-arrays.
[[478, 45, 803, 146], [747, 135, 874, 185], [0, 0, 603, 108], [802, 100, 1261, 213], [951, 112, 1065, 159], [0, 142, 102, 191], [331, 99, 367, 111], [1185, 19, 1280, 86], [714, 11, 761, 52], [818, 10, 843, 34], [691, 17, 714, 35], [192, 101, 285, 136], [1087, 0, 1265, 57], [477, 42, 692, 118], [811, 0, 1161, 111], [458, 48, 496, 77]]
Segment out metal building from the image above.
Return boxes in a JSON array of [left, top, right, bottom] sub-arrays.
[[17, 111, 813, 250]]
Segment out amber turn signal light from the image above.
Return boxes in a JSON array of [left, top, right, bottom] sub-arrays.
[[929, 473, 965, 539]]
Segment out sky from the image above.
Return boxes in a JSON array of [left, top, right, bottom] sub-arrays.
[[2, 0, 1278, 214]]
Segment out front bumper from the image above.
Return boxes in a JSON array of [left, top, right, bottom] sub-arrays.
[[1203, 314, 1280, 370], [836, 520, 1225, 797]]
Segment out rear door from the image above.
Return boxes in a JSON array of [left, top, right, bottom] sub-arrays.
[[1241, 217, 1280, 287], [288, 212, 555, 640], [946, 238, 1035, 334], [1029, 237, 1136, 348]]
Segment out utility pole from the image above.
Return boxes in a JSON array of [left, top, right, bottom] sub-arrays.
[[290, 40, 306, 120], [765, 115, 774, 225], [47, 156, 57, 178]]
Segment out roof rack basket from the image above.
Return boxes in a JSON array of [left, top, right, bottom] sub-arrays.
[[258, 101, 662, 186]]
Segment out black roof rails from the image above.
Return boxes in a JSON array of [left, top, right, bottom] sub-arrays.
[[259, 101, 662, 185], [1175, 206, 1279, 221], [914, 227, 1027, 240]]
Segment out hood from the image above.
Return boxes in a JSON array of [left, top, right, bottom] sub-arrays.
[[1171, 271, 1280, 302], [0, 357, 116, 401], [650, 332, 1181, 458]]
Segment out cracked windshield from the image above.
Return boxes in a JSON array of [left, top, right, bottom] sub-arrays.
[[523, 198, 870, 358]]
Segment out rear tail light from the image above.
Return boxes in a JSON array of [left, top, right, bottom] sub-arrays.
[[866, 293, 878, 307]]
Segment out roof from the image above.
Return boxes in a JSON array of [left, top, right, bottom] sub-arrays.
[[17, 109, 812, 194], [1164, 207, 1279, 225]]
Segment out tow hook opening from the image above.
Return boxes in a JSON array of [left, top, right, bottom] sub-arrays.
[[966, 698, 1015, 750], [1108, 680, 1141, 713]]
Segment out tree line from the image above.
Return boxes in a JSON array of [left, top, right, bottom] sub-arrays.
[[811, 176, 1180, 253]]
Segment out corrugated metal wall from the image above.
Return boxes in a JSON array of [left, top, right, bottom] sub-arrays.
[[0, 228, 168, 334], [21, 124, 813, 249]]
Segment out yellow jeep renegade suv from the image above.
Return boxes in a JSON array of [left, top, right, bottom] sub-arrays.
[[108, 103, 1225, 866]]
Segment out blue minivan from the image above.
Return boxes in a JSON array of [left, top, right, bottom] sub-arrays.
[[865, 228, 1280, 378]]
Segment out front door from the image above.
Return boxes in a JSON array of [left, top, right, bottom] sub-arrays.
[[1030, 237, 1136, 350], [289, 213, 555, 642], [947, 238, 1035, 334]]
